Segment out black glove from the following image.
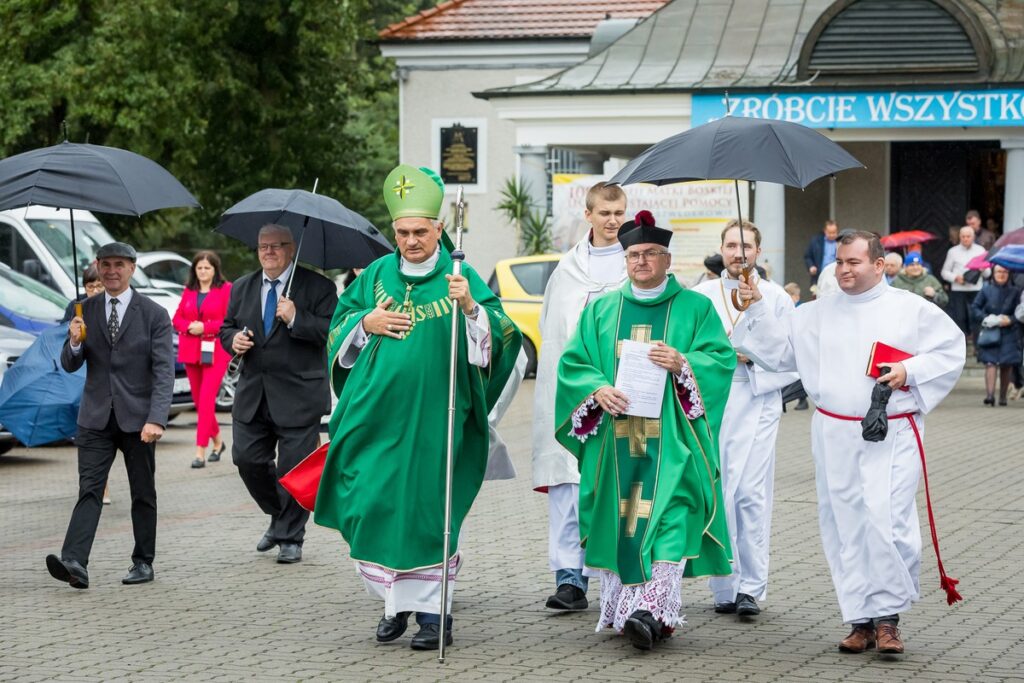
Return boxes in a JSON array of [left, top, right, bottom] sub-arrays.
[[861, 380, 893, 442]]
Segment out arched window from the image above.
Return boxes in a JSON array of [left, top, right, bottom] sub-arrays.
[[798, 0, 989, 79]]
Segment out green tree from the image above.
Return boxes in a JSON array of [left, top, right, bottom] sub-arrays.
[[496, 176, 553, 255], [0, 0, 433, 277]]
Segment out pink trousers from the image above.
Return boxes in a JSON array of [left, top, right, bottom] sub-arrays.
[[184, 359, 229, 447]]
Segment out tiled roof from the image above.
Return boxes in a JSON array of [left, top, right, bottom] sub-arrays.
[[478, 0, 1024, 95], [379, 0, 669, 41]]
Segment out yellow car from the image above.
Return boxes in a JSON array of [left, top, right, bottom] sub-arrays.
[[487, 254, 562, 377]]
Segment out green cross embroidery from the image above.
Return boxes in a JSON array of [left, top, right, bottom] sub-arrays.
[[393, 175, 414, 199]]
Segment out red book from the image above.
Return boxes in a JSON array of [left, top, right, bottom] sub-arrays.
[[279, 442, 329, 512], [866, 341, 913, 391]]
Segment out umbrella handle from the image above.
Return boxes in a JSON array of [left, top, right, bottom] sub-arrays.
[[731, 265, 754, 312], [74, 302, 87, 341]]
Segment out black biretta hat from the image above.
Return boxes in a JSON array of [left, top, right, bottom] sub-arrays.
[[618, 210, 672, 249]]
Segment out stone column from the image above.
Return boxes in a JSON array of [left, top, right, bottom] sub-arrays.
[[513, 145, 549, 215], [1002, 139, 1024, 230], [754, 181, 786, 282]]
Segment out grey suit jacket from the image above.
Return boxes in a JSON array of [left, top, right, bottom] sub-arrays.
[[219, 265, 337, 428], [61, 288, 175, 432]]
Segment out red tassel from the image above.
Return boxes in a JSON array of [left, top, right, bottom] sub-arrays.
[[940, 575, 962, 606], [635, 209, 655, 226]]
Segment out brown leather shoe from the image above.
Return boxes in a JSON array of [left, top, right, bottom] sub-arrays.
[[838, 624, 876, 653], [876, 622, 904, 654]]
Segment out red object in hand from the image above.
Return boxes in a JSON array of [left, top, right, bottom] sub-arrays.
[[866, 341, 912, 379], [279, 442, 329, 512]]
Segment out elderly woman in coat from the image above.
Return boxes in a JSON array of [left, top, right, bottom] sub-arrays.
[[971, 265, 1023, 406]]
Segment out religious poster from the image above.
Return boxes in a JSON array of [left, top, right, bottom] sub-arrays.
[[551, 174, 749, 285], [439, 123, 478, 185]]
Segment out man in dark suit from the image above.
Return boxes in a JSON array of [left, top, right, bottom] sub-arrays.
[[220, 224, 337, 564], [803, 219, 839, 286], [46, 242, 174, 589]]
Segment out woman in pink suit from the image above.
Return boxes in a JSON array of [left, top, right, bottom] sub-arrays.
[[172, 251, 232, 469]]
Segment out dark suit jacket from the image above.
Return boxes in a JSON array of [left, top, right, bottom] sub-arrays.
[[220, 265, 337, 428], [804, 233, 825, 272], [61, 288, 175, 431]]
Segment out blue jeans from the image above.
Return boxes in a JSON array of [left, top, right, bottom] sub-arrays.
[[415, 613, 453, 627], [556, 568, 588, 592]]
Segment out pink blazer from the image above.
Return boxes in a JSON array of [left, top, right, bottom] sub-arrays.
[[172, 282, 233, 365]]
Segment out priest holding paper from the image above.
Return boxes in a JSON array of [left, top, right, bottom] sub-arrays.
[[733, 230, 965, 656], [554, 211, 735, 650]]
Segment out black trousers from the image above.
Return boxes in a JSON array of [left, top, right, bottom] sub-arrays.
[[232, 395, 319, 545], [948, 290, 978, 336], [62, 412, 157, 567]]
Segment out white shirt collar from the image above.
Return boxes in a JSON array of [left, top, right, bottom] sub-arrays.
[[105, 288, 132, 307], [842, 277, 888, 303], [401, 246, 441, 276], [263, 262, 293, 286], [631, 278, 669, 299]]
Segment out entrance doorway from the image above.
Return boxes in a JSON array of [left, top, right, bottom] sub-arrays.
[[889, 140, 1005, 269]]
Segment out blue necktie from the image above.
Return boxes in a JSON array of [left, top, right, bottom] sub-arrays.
[[263, 279, 279, 335]]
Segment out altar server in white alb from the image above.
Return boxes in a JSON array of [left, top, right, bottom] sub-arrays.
[[733, 230, 965, 657], [691, 220, 797, 618], [531, 181, 628, 611]]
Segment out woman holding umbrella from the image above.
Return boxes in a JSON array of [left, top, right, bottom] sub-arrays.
[[172, 251, 232, 468], [971, 265, 1022, 406]]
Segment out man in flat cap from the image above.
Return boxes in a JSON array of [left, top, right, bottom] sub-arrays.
[[314, 164, 522, 651], [553, 211, 735, 649], [46, 241, 174, 588]]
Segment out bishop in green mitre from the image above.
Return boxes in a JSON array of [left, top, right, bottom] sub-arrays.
[[314, 164, 522, 651], [554, 210, 735, 651]]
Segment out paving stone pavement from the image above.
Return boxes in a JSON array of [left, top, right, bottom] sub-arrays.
[[1, 376, 1022, 682]]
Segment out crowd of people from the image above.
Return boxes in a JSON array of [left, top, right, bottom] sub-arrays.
[[41, 170, 982, 662]]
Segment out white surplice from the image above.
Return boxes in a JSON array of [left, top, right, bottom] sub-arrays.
[[532, 236, 626, 576], [691, 275, 798, 603], [336, 247, 491, 616], [733, 279, 965, 623]]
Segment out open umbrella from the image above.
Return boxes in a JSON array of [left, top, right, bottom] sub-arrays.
[[216, 186, 392, 295], [988, 226, 1024, 257], [989, 244, 1024, 271], [0, 324, 85, 446], [965, 253, 992, 271], [0, 140, 200, 324], [610, 112, 863, 308], [880, 230, 938, 249]]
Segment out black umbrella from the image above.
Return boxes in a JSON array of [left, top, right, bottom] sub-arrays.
[[0, 140, 200, 313], [610, 112, 863, 309], [216, 186, 392, 295]]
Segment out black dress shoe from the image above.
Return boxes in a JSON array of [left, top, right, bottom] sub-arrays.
[[794, 397, 809, 411], [410, 622, 453, 651], [714, 601, 737, 614], [736, 593, 761, 616], [208, 443, 226, 462], [256, 528, 276, 553], [545, 584, 589, 611], [46, 554, 89, 589], [376, 612, 412, 642], [190, 457, 205, 469], [623, 609, 662, 650], [122, 562, 154, 585], [277, 543, 302, 564]]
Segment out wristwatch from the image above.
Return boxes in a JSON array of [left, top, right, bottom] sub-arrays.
[[466, 303, 480, 319]]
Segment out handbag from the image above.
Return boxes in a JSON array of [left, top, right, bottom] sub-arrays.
[[977, 326, 1001, 348]]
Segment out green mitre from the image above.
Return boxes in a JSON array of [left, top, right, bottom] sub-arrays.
[[383, 164, 445, 220]]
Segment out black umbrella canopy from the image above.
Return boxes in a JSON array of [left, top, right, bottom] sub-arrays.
[[610, 115, 864, 189], [216, 188, 392, 271], [0, 141, 199, 214]]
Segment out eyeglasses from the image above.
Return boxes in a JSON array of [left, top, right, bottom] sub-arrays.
[[626, 249, 669, 263], [257, 241, 292, 253], [84, 283, 105, 294]]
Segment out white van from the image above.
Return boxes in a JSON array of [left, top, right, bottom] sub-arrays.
[[0, 205, 181, 318]]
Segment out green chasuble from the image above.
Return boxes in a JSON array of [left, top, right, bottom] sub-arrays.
[[554, 275, 735, 585], [314, 248, 522, 572]]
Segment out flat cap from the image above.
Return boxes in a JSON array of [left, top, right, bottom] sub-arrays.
[[95, 242, 137, 261]]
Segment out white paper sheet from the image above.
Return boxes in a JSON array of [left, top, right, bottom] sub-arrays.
[[615, 340, 667, 419]]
